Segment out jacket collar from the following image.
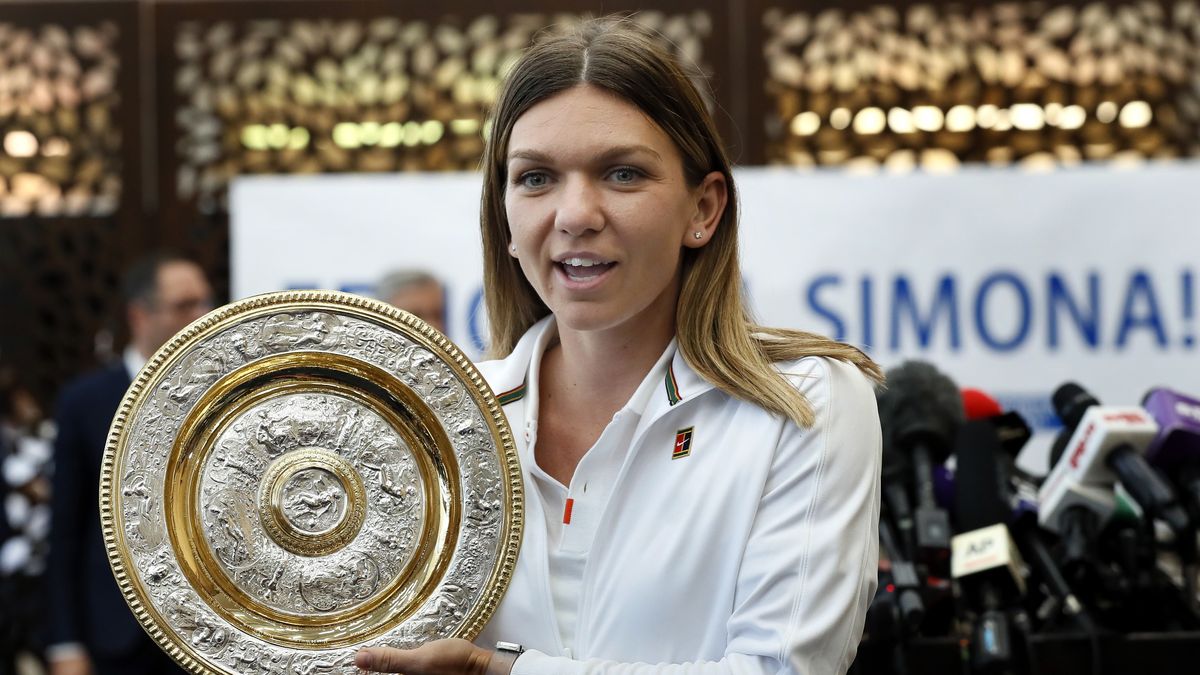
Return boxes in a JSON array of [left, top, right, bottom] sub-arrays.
[[643, 346, 716, 420], [485, 316, 718, 414], [481, 315, 552, 407]]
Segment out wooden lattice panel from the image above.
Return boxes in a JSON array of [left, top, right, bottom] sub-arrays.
[[0, 217, 124, 406], [0, 18, 124, 217], [760, 0, 1200, 169], [166, 10, 716, 214]]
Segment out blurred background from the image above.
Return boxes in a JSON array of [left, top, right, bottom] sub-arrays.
[[1, 1, 1199, 674]]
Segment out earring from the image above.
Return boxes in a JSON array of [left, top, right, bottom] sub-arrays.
[[510, 243, 517, 253], [693, 231, 703, 240]]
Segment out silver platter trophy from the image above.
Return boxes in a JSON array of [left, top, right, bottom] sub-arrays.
[[99, 291, 523, 675]]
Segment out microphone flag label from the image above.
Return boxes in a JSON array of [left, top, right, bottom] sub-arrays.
[[672, 427, 694, 460]]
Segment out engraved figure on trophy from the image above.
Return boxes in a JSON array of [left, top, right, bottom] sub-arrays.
[[122, 472, 166, 550], [385, 342, 420, 382], [372, 524, 415, 554], [407, 583, 470, 640], [466, 455, 502, 507], [144, 549, 183, 587], [297, 552, 381, 612], [229, 642, 293, 675], [189, 611, 230, 655], [281, 468, 346, 534], [465, 485, 502, 529], [452, 413, 492, 454], [346, 324, 400, 364], [158, 347, 226, 419], [292, 653, 349, 675], [163, 589, 229, 656], [259, 560, 287, 601], [377, 459, 420, 513], [228, 551, 291, 607], [354, 425, 421, 515], [125, 407, 169, 475], [260, 312, 343, 353], [208, 438, 264, 488], [255, 396, 333, 456], [226, 326, 265, 364], [204, 489, 259, 568], [431, 378, 464, 412], [332, 407, 362, 454]]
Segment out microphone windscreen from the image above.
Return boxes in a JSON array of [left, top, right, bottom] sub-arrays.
[[877, 361, 964, 463], [962, 388, 1003, 420], [1051, 382, 1100, 429]]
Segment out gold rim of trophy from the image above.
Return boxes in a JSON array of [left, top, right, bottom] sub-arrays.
[[98, 290, 523, 674]]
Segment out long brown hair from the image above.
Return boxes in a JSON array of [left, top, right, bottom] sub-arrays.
[[480, 18, 881, 427]]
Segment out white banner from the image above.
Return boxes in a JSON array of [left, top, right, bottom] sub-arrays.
[[231, 162, 1200, 471]]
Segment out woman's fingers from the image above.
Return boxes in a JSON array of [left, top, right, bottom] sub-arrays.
[[355, 646, 412, 672], [355, 638, 490, 674]]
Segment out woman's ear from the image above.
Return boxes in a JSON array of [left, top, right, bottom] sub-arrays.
[[682, 171, 728, 249]]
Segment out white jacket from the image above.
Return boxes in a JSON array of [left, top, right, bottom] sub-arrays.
[[475, 317, 882, 674]]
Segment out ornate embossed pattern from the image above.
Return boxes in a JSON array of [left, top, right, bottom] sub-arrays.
[[201, 398, 409, 614], [100, 291, 522, 675], [282, 467, 346, 534]]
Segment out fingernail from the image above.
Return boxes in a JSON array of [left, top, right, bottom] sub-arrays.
[[356, 649, 374, 669]]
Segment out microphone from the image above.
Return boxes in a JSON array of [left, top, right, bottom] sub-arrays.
[[1040, 383, 1191, 539], [961, 387, 1037, 489], [951, 420, 1025, 674], [879, 516, 926, 633], [1143, 387, 1200, 519], [963, 388, 1003, 419], [961, 389, 1101, 631], [1141, 387, 1200, 611], [877, 361, 963, 567]]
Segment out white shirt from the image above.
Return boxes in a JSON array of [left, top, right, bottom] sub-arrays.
[[475, 317, 882, 675], [523, 321, 677, 655], [123, 346, 148, 381]]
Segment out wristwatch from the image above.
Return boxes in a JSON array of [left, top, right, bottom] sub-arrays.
[[487, 641, 525, 675]]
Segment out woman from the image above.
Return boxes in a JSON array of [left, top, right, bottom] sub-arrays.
[[357, 18, 883, 675]]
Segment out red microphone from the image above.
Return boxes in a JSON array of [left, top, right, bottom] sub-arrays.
[[963, 388, 1003, 421]]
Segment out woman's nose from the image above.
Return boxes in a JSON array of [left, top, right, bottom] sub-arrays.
[[554, 176, 605, 236]]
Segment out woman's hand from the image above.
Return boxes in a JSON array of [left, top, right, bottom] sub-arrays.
[[355, 638, 494, 674]]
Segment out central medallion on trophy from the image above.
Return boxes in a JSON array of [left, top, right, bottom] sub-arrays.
[[260, 447, 367, 557], [282, 467, 346, 534]]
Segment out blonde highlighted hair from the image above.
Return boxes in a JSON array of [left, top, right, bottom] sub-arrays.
[[480, 17, 882, 427]]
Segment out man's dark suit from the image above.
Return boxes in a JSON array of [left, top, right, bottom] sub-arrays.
[[48, 362, 184, 674]]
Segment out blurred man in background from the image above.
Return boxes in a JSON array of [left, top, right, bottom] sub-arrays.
[[377, 269, 447, 334], [47, 253, 212, 675]]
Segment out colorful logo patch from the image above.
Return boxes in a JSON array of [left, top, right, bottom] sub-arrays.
[[672, 427, 694, 460]]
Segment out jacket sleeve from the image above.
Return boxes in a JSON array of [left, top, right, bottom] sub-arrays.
[[45, 384, 88, 647], [511, 357, 883, 675]]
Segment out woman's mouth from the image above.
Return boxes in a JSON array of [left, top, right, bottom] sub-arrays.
[[555, 256, 617, 287], [560, 257, 616, 280]]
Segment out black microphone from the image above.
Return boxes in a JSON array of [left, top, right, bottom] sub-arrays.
[[1046, 383, 1191, 538], [879, 517, 925, 633], [951, 420, 1024, 674], [877, 361, 963, 569]]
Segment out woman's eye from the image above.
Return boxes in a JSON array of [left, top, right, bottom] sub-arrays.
[[517, 172, 547, 188], [610, 167, 641, 183]]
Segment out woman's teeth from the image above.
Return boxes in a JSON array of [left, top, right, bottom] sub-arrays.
[[562, 257, 608, 267], [561, 259, 614, 279]]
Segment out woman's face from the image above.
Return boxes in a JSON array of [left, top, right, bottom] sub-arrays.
[[503, 84, 721, 337]]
